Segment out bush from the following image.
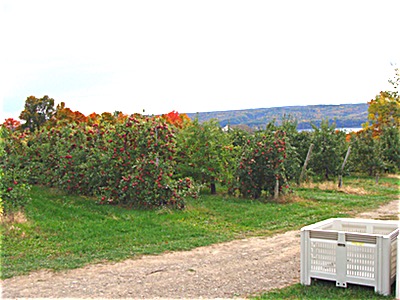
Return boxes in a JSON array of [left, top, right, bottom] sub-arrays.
[[3, 115, 198, 209], [0, 128, 31, 215]]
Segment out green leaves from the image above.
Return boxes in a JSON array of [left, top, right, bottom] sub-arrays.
[[175, 119, 233, 194], [230, 128, 289, 199], [19, 95, 55, 132], [349, 128, 387, 176], [3, 114, 197, 210], [308, 119, 346, 180], [351, 67, 400, 175], [0, 128, 31, 214]]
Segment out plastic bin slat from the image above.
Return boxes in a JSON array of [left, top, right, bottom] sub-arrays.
[[346, 233, 377, 244], [310, 231, 338, 240]]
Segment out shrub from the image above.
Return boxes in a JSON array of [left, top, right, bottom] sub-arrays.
[[0, 128, 31, 215], [3, 114, 198, 209]]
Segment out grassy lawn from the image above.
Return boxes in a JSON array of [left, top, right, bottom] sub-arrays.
[[253, 280, 396, 299], [1, 175, 399, 285]]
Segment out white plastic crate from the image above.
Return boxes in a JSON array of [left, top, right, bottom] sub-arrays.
[[300, 218, 399, 296]]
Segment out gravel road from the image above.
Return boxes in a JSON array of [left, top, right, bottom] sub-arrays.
[[2, 200, 398, 299]]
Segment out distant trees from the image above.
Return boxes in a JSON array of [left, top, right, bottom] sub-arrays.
[[161, 111, 191, 128], [49, 102, 88, 126], [188, 104, 368, 130], [19, 95, 55, 132], [365, 90, 400, 134], [365, 66, 399, 133]]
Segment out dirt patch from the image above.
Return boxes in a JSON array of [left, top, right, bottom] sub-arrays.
[[300, 181, 371, 195], [356, 199, 399, 220], [0, 211, 28, 225], [2, 200, 399, 299]]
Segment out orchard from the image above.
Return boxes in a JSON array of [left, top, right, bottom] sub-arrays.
[[1, 74, 399, 215]]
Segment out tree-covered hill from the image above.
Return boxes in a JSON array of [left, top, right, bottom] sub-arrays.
[[186, 103, 368, 129]]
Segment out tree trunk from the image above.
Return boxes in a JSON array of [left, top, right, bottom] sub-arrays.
[[338, 175, 343, 188], [210, 182, 216, 195], [375, 173, 380, 185], [368, 168, 373, 176], [298, 143, 314, 185], [253, 188, 261, 199]]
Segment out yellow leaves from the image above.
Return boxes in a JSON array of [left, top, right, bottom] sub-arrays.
[[366, 90, 400, 136]]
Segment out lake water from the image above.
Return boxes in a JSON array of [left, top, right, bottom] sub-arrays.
[[298, 128, 363, 133]]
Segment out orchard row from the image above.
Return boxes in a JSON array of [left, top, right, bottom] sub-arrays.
[[1, 107, 399, 214]]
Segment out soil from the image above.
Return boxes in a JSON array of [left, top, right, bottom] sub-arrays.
[[2, 200, 399, 300]]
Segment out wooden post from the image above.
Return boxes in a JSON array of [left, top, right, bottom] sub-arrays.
[[338, 146, 351, 188], [298, 143, 314, 185], [274, 178, 279, 199]]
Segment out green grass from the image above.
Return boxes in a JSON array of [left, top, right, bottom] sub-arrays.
[[1, 176, 399, 280], [252, 280, 396, 299]]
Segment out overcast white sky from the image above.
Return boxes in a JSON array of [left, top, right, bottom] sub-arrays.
[[2, 0, 399, 120]]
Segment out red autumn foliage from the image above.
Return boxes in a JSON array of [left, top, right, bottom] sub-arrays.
[[161, 111, 191, 128], [2, 118, 21, 131]]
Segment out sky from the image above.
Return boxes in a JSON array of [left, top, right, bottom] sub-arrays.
[[2, 0, 400, 121]]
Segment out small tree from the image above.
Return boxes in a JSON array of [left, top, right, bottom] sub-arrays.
[[309, 119, 346, 180], [176, 119, 232, 194], [349, 128, 385, 179], [231, 127, 288, 199], [278, 116, 308, 182]]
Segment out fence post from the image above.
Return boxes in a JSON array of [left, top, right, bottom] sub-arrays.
[[274, 178, 279, 199], [338, 146, 351, 188], [298, 143, 314, 185]]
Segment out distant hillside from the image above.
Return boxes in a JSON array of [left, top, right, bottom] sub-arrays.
[[186, 103, 368, 130]]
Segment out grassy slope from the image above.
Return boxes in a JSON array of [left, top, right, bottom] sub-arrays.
[[254, 280, 395, 300], [1, 176, 399, 281]]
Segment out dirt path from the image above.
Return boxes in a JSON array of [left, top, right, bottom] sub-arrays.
[[2, 200, 399, 299]]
